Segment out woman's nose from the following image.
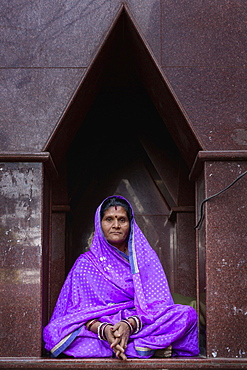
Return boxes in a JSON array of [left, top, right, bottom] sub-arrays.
[[113, 219, 120, 228]]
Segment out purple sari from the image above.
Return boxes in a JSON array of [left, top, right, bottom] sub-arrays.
[[43, 195, 199, 358]]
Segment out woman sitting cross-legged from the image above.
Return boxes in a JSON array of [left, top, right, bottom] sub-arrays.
[[43, 195, 199, 360]]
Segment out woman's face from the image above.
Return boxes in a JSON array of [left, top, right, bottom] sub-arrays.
[[101, 206, 130, 251]]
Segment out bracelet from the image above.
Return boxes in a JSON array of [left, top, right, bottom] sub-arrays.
[[97, 322, 107, 340], [120, 319, 133, 334], [127, 315, 142, 334], [97, 322, 112, 340], [86, 319, 98, 331]]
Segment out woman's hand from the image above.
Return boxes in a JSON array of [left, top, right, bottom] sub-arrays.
[[110, 321, 131, 360], [104, 324, 127, 360], [86, 319, 131, 360]]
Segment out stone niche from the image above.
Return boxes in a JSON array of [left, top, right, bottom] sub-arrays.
[[0, 4, 247, 370]]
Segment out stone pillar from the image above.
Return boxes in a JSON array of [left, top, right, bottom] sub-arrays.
[[0, 154, 52, 357], [193, 151, 247, 359]]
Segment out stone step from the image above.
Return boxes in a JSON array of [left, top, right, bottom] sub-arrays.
[[0, 357, 247, 369]]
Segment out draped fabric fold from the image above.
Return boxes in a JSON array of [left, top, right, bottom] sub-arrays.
[[43, 195, 199, 358]]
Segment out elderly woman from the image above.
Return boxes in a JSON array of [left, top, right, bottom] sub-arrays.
[[43, 195, 199, 359]]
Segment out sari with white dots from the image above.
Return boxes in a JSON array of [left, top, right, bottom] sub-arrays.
[[43, 196, 199, 358]]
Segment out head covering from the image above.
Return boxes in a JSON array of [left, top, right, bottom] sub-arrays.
[[91, 195, 174, 322], [43, 195, 199, 358]]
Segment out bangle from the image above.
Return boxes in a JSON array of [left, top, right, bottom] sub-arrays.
[[128, 315, 142, 333], [86, 319, 98, 331], [97, 322, 107, 340], [127, 319, 135, 333], [97, 322, 112, 340], [120, 319, 133, 334]]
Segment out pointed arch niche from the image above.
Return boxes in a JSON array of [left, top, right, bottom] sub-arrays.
[[44, 6, 202, 325]]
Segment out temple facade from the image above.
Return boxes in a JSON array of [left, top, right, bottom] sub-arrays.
[[0, 1, 246, 368]]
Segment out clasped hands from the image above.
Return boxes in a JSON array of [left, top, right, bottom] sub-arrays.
[[104, 320, 131, 360], [86, 318, 135, 360]]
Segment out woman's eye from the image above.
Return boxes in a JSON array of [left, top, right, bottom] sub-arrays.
[[106, 217, 112, 222]]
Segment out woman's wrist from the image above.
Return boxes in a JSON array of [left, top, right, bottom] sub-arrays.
[[86, 319, 101, 334], [127, 318, 136, 333], [86, 319, 114, 340], [120, 319, 133, 334], [98, 322, 113, 340], [127, 315, 142, 333]]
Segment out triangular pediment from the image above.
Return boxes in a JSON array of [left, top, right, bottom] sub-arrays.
[[45, 5, 202, 169]]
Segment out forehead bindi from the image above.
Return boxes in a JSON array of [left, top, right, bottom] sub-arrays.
[[103, 206, 128, 218]]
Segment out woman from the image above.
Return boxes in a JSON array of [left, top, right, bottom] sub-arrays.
[[43, 195, 199, 359]]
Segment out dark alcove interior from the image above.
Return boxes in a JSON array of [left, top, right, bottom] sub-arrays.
[[66, 84, 195, 283], [47, 8, 200, 330]]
